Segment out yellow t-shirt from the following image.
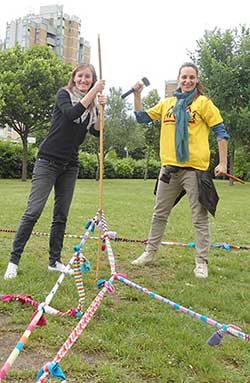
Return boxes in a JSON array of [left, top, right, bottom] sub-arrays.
[[146, 95, 223, 170]]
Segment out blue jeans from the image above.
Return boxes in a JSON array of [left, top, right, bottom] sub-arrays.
[[10, 158, 79, 266]]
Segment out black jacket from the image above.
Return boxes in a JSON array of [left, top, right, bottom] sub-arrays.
[[38, 88, 99, 165]]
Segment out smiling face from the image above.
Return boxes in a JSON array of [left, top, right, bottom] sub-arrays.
[[73, 67, 94, 93], [178, 66, 199, 93]]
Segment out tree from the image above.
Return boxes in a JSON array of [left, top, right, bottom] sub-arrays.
[[190, 26, 250, 180], [104, 87, 145, 157], [141, 89, 161, 179], [0, 45, 72, 180], [81, 87, 145, 180]]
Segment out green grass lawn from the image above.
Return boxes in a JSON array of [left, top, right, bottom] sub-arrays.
[[0, 179, 250, 383]]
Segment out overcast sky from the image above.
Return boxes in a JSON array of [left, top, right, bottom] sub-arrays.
[[0, 0, 249, 98]]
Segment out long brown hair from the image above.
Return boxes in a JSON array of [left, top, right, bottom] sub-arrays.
[[66, 63, 97, 91], [178, 62, 204, 95]]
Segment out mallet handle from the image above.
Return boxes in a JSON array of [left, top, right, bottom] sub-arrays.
[[121, 88, 134, 99], [223, 172, 245, 184]]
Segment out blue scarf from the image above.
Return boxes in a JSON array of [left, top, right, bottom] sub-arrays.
[[173, 88, 198, 162]]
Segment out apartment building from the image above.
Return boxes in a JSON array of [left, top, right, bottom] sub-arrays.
[[4, 4, 90, 66], [0, 125, 19, 142], [165, 80, 178, 97]]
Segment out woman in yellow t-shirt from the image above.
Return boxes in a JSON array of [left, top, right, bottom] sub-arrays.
[[131, 62, 229, 279]]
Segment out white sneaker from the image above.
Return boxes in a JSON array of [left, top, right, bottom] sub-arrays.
[[131, 251, 155, 266], [194, 262, 208, 279], [4, 262, 18, 280], [48, 261, 74, 275]]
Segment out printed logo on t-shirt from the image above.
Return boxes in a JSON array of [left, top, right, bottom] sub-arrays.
[[163, 105, 197, 125]]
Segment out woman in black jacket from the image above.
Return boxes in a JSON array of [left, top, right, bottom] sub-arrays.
[[4, 64, 106, 279]]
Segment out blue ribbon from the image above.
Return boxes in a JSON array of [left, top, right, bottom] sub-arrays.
[[81, 260, 90, 273], [36, 362, 66, 381]]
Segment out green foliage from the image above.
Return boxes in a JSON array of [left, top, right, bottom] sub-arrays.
[[142, 90, 161, 160], [105, 149, 118, 160], [139, 89, 161, 180], [78, 152, 98, 179], [233, 146, 250, 180], [0, 140, 36, 178], [115, 158, 135, 178], [208, 131, 219, 174], [3, 140, 250, 182], [133, 159, 160, 179], [236, 106, 250, 146], [80, 134, 98, 155], [0, 44, 72, 180], [104, 158, 116, 179], [0, 143, 160, 180], [190, 26, 250, 172], [104, 87, 145, 158], [133, 159, 146, 179], [146, 159, 161, 178], [0, 45, 71, 132]]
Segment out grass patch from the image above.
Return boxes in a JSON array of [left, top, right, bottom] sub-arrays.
[[0, 179, 250, 382]]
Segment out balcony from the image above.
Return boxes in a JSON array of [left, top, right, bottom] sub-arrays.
[[47, 36, 56, 46]]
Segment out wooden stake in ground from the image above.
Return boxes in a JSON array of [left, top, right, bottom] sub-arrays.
[[96, 34, 105, 281]]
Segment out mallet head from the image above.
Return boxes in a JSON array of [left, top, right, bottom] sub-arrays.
[[208, 331, 223, 346], [121, 77, 150, 99], [141, 77, 150, 87]]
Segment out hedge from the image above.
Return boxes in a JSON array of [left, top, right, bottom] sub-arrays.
[[0, 141, 36, 178], [0, 141, 160, 179]]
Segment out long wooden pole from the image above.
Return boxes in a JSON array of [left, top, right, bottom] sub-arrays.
[[96, 34, 104, 280]]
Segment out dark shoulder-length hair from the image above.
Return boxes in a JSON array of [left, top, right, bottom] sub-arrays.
[[66, 63, 97, 91], [178, 62, 204, 95]]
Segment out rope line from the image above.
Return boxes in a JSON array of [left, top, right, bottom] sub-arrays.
[[1, 228, 250, 250]]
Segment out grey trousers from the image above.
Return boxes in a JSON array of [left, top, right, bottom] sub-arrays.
[[146, 167, 210, 263], [9, 157, 79, 266]]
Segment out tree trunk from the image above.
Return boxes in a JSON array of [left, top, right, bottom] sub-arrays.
[[144, 149, 149, 181], [21, 137, 28, 182], [95, 151, 100, 181], [228, 142, 235, 186]]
